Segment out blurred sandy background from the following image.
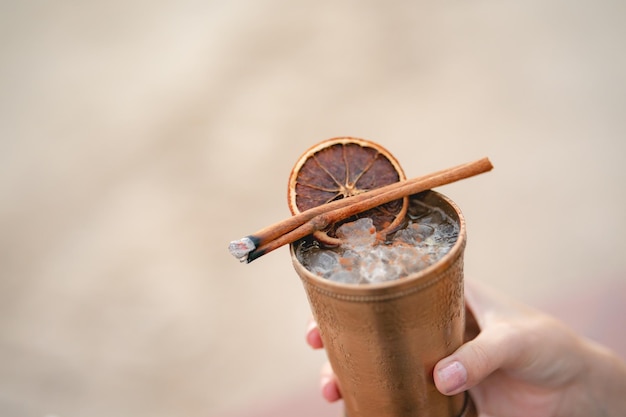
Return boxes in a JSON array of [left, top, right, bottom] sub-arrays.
[[1, 0, 625, 416]]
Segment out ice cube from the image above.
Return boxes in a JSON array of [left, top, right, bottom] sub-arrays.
[[420, 207, 447, 227], [308, 250, 340, 278], [329, 269, 361, 284], [359, 248, 389, 283], [393, 223, 434, 245], [336, 218, 377, 249]]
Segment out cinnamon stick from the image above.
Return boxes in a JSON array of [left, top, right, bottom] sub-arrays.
[[229, 157, 493, 263]]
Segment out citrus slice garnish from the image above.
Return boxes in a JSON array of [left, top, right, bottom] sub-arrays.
[[287, 137, 409, 245]]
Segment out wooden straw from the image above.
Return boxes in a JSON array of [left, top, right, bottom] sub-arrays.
[[229, 157, 493, 263]]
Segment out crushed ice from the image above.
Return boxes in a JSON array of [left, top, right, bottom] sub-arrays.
[[296, 202, 459, 285]]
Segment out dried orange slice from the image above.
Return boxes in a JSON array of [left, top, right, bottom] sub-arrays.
[[288, 137, 409, 245]]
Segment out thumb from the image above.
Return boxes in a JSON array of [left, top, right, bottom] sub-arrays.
[[434, 322, 523, 395]]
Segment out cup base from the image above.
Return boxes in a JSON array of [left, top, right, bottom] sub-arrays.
[[342, 393, 477, 417]]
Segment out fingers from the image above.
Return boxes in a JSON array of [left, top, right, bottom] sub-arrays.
[[306, 319, 342, 402], [434, 322, 522, 395], [435, 280, 530, 396], [320, 362, 342, 402], [306, 318, 324, 349]]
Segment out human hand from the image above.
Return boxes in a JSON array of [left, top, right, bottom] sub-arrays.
[[306, 280, 626, 417]]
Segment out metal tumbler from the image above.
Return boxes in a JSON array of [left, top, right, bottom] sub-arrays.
[[290, 190, 477, 417]]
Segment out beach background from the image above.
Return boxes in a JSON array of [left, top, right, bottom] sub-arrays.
[[1, 1, 625, 416]]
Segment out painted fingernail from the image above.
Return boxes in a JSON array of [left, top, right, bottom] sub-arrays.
[[437, 361, 467, 394]]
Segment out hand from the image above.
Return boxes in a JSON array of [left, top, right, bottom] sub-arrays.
[[306, 280, 626, 417]]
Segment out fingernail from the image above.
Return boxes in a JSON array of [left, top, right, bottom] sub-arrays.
[[437, 361, 467, 394]]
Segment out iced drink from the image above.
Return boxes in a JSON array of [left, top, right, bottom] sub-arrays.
[[295, 195, 460, 284], [291, 190, 476, 417]]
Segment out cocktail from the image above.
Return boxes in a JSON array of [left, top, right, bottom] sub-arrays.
[[229, 137, 491, 417]]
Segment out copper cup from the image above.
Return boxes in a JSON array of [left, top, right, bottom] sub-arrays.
[[290, 190, 476, 417]]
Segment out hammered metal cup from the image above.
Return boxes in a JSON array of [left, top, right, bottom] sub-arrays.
[[290, 190, 477, 417]]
